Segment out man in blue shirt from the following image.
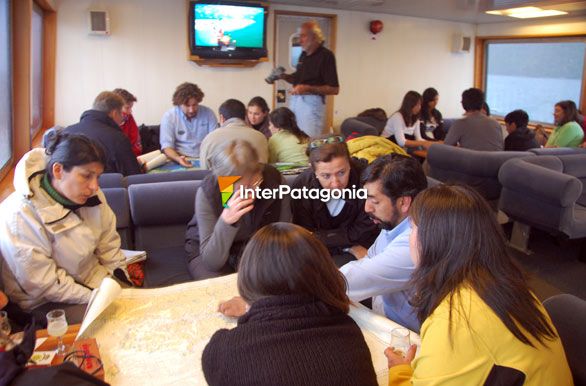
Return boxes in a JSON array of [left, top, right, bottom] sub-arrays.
[[160, 82, 218, 166], [340, 154, 427, 332]]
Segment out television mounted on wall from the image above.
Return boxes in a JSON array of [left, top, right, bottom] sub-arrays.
[[188, 0, 268, 61]]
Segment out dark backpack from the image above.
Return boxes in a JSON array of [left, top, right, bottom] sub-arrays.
[[138, 124, 161, 154]]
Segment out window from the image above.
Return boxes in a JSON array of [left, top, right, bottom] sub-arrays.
[[289, 33, 302, 70], [484, 38, 586, 124], [0, 0, 11, 173], [30, 2, 43, 138]]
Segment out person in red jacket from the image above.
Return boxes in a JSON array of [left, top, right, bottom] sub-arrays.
[[113, 88, 142, 156]]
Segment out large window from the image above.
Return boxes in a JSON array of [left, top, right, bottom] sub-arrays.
[[30, 2, 43, 138], [0, 0, 12, 173], [484, 38, 586, 124]]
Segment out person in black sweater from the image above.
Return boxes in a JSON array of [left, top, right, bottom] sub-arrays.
[[291, 137, 379, 266], [63, 91, 142, 176], [504, 109, 538, 151], [419, 87, 445, 141], [202, 222, 377, 386]]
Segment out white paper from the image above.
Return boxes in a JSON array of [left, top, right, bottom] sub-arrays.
[[144, 153, 168, 171], [77, 277, 122, 338], [137, 150, 162, 164], [121, 249, 147, 264]]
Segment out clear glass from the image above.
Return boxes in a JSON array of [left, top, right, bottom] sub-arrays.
[[485, 40, 586, 124], [0, 310, 11, 349], [0, 0, 12, 172], [390, 327, 411, 357], [46, 309, 68, 355]]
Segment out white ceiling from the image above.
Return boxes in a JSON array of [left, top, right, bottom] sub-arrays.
[[267, 0, 586, 24]]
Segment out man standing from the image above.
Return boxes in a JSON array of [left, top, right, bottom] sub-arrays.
[[160, 82, 218, 167], [199, 99, 268, 169], [340, 154, 427, 332], [280, 21, 339, 138], [63, 91, 142, 176]]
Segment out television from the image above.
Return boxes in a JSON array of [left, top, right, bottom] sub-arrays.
[[188, 1, 268, 61]]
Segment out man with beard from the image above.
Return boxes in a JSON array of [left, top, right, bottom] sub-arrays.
[[339, 154, 427, 332]]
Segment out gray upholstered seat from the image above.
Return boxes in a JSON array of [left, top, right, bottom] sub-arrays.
[[427, 144, 533, 206], [126, 169, 210, 186], [499, 155, 586, 240], [128, 180, 200, 287], [543, 294, 586, 386], [102, 187, 132, 249], [99, 173, 126, 188]]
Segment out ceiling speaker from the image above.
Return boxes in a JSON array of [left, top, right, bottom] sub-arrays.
[[89, 10, 110, 35]]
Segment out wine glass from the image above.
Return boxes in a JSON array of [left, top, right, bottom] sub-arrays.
[[46, 309, 68, 355], [390, 327, 411, 357], [0, 310, 11, 350]]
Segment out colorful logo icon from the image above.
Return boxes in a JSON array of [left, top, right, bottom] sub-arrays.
[[218, 176, 241, 208]]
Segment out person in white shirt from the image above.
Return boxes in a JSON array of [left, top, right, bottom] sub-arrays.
[[382, 91, 434, 152]]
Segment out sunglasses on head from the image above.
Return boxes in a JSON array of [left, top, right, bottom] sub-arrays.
[[308, 135, 345, 150]]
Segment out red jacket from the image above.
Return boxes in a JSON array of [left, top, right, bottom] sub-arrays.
[[120, 113, 142, 156]]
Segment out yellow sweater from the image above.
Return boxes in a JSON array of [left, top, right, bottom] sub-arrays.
[[346, 136, 407, 163], [389, 287, 573, 386]]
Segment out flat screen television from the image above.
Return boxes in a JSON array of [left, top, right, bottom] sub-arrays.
[[188, 1, 268, 60]]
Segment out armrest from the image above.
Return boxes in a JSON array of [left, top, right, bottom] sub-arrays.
[[499, 159, 582, 207]]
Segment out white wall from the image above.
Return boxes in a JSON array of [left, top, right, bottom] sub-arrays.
[[477, 16, 586, 36], [55, 0, 475, 128]]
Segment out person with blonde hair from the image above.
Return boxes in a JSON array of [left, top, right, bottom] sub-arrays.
[[278, 20, 339, 138], [203, 223, 378, 386], [185, 140, 282, 280]]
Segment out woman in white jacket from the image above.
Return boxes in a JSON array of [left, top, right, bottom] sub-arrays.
[[0, 133, 126, 323]]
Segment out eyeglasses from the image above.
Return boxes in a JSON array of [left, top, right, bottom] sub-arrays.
[[64, 350, 104, 376], [308, 135, 345, 150]]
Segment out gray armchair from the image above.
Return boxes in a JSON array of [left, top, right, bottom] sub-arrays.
[[498, 155, 586, 253], [543, 294, 586, 386], [427, 144, 532, 207]]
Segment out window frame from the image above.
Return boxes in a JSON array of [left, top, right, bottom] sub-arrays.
[[474, 34, 586, 127]]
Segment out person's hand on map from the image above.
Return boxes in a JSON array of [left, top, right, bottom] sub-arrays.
[[221, 190, 254, 225], [177, 155, 192, 168], [218, 296, 249, 318]]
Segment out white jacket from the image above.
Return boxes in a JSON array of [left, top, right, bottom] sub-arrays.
[[0, 148, 125, 310]]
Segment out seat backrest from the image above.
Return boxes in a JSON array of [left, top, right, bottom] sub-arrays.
[[129, 180, 201, 251], [340, 117, 380, 138], [126, 170, 210, 186], [523, 156, 564, 172], [543, 294, 586, 386], [99, 173, 126, 189], [529, 147, 586, 157], [102, 187, 132, 249], [427, 144, 532, 201]]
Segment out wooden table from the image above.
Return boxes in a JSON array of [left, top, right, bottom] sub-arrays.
[[35, 324, 81, 366]]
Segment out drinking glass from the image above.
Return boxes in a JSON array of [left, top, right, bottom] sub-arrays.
[[0, 310, 11, 350], [46, 309, 68, 355], [390, 327, 411, 357]]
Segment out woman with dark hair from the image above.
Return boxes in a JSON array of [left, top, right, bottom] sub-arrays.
[[203, 223, 378, 386], [419, 88, 444, 141], [185, 140, 282, 280], [546, 100, 584, 148], [0, 133, 131, 323], [246, 96, 271, 138], [382, 91, 433, 151], [290, 137, 379, 266], [267, 107, 310, 164], [385, 185, 572, 386]]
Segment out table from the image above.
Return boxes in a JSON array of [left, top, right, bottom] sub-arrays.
[[79, 274, 419, 385], [35, 324, 81, 365]]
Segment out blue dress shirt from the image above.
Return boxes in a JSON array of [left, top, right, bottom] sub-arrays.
[[340, 217, 419, 332], [159, 105, 218, 158]]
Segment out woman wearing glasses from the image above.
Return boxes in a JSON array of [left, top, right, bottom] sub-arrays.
[[290, 136, 379, 266], [185, 140, 283, 280]]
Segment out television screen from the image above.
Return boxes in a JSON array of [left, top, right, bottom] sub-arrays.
[[189, 1, 267, 59]]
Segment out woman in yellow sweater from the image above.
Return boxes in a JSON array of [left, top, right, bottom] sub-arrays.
[[386, 185, 573, 386], [268, 107, 310, 164]]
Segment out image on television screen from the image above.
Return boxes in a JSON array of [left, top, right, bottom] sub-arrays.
[[194, 4, 264, 50]]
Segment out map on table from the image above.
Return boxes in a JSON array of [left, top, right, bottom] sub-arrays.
[[149, 158, 201, 174], [81, 274, 412, 385]]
